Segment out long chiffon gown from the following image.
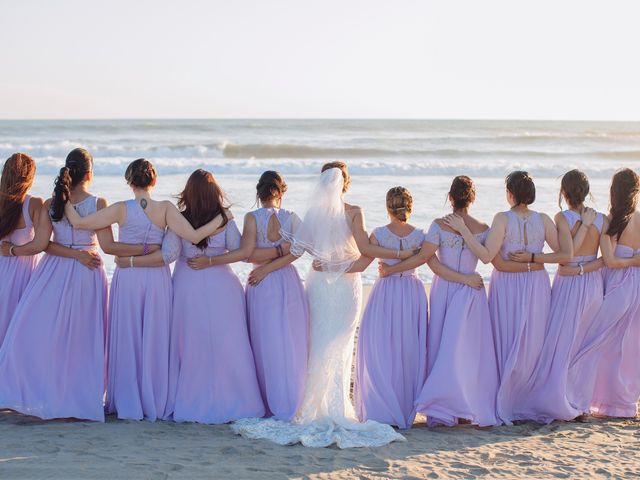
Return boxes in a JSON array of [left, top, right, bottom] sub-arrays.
[[0, 196, 108, 421], [106, 199, 172, 421], [164, 221, 265, 423], [488, 210, 551, 425], [246, 207, 308, 421], [512, 210, 605, 423], [0, 195, 38, 345], [415, 222, 499, 426], [354, 226, 428, 429], [569, 243, 640, 417]]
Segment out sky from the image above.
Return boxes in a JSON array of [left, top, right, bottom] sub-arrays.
[[1, 0, 639, 120]]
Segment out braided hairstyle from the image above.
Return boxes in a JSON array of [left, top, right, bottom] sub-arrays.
[[256, 171, 287, 203], [505, 170, 536, 206], [50, 148, 93, 222], [559, 169, 590, 209], [386, 186, 413, 222], [606, 168, 640, 240], [449, 175, 476, 210], [0, 153, 36, 238], [125, 158, 157, 189]]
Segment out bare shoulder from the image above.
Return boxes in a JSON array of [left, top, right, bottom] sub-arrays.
[[344, 203, 361, 213], [224, 208, 234, 220], [465, 215, 490, 234], [96, 197, 109, 209], [43, 197, 53, 209], [29, 196, 44, 208]]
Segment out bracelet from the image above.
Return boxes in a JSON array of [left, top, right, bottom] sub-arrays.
[[143, 243, 149, 255], [276, 245, 283, 258], [527, 262, 531, 272], [130, 256, 134, 268], [396, 248, 400, 259], [9, 245, 16, 257], [579, 263, 584, 276]]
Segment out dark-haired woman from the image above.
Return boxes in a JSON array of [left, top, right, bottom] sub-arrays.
[[64, 159, 224, 421], [0, 153, 43, 344], [566, 169, 640, 418], [114, 169, 264, 424], [504, 170, 606, 423], [0, 148, 152, 421], [231, 171, 309, 421], [444, 171, 572, 425]]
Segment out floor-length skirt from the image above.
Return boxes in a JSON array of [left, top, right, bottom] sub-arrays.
[[354, 274, 428, 429], [106, 265, 173, 421], [0, 255, 37, 345], [489, 269, 551, 424], [416, 277, 499, 426], [0, 254, 107, 421], [246, 265, 308, 421], [166, 262, 265, 423]]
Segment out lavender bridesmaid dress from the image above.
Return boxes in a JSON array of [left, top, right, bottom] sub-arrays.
[[0, 196, 108, 421], [0, 196, 37, 345], [570, 244, 640, 417], [415, 222, 499, 427], [354, 226, 428, 429], [106, 199, 171, 421], [512, 211, 605, 423], [165, 220, 265, 424], [488, 210, 551, 425], [246, 208, 308, 421]]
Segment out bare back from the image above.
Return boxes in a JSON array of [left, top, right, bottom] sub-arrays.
[[615, 210, 640, 250]]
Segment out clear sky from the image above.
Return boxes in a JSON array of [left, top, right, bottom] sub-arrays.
[[1, 0, 639, 120]]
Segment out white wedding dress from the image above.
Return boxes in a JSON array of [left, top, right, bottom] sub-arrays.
[[232, 169, 405, 448]]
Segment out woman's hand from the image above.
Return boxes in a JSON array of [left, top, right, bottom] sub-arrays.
[[312, 259, 326, 272], [508, 251, 533, 263], [0, 241, 14, 256], [557, 264, 578, 276], [464, 272, 484, 290], [442, 214, 466, 234], [378, 262, 391, 278], [581, 207, 597, 226], [248, 266, 269, 286], [187, 255, 213, 270], [76, 251, 102, 270]]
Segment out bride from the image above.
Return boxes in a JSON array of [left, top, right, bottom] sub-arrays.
[[232, 162, 408, 448]]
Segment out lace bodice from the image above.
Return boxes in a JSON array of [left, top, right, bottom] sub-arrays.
[[425, 221, 488, 275], [500, 210, 545, 259], [119, 199, 166, 244], [51, 195, 98, 248], [251, 207, 300, 249], [374, 226, 425, 275], [3, 195, 34, 246], [161, 219, 242, 264]]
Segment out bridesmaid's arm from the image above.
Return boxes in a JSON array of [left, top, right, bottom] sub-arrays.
[[94, 198, 158, 256], [426, 256, 484, 290], [508, 213, 573, 264], [164, 202, 226, 244], [379, 240, 438, 276], [64, 201, 126, 230], [115, 229, 181, 268], [248, 243, 291, 264], [557, 258, 604, 276], [247, 253, 299, 286], [443, 213, 506, 264], [44, 242, 103, 270], [350, 208, 414, 260], [492, 254, 544, 272], [4, 202, 53, 256]]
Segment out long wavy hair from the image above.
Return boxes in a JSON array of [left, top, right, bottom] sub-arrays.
[[606, 168, 640, 240], [0, 153, 36, 239], [178, 169, 229, 250]]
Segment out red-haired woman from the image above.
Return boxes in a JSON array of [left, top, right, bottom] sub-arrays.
[[116, 169, 265, 424]]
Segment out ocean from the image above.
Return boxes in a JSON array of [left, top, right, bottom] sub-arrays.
[[2, 119, 639, 284]]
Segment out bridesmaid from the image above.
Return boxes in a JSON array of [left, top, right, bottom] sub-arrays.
[[64, 159, 223, 421], [0, 148, 150, 421], [445, 171, 572, 425], [0, 153, 42, 345], [569, 169, 640, 418], [241, 171, 309, 421], [116, 168, 265, 424], [356, 185, 484, 429], [508, 170, 605, 423]]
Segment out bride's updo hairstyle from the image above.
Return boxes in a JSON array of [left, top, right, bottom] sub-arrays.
[[386, 186, 413, 222], [559, 169, 590, 210], [449, 175, 476, 210], [125, 158, 157, 189], [51, 148, 93, 222], [321, 161, 350, 193], [256, 170, 287, 203], [606, 168, 640, 241], [506, 170, 535, 206]]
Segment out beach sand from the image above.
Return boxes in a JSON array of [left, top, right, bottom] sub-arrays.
[[1, 285, 639, 479]]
